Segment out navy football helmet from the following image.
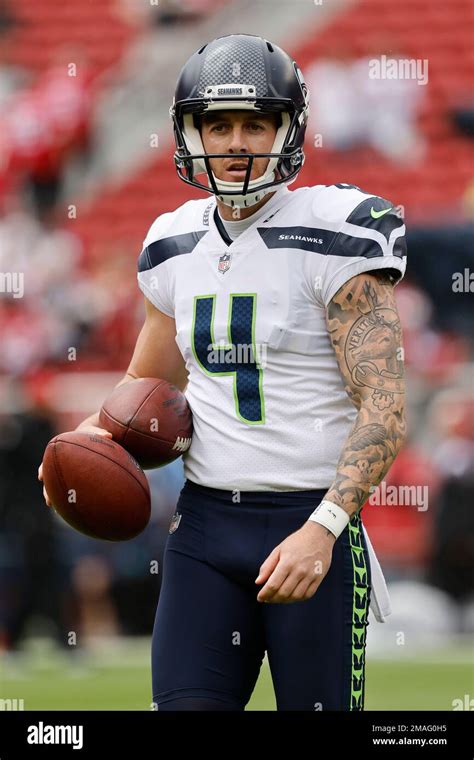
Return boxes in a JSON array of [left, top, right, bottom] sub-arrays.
[[170, 34, 310, 208]]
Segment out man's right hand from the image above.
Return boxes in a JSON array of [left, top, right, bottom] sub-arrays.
[[38, 426, 113, 508]]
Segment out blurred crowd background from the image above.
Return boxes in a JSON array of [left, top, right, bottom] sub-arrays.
[[0, 0, 472, 661]]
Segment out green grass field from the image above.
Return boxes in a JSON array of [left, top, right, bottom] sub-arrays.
[[1, 638, 472, 711]]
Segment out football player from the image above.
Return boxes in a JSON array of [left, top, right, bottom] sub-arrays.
[[40, 34, 406, 711]]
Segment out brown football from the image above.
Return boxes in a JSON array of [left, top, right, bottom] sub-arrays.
[[99, 377, 193, 469], [42, 431, 151, 541]]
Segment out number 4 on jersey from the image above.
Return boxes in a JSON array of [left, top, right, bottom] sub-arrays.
[[191, 294, 265, 425]]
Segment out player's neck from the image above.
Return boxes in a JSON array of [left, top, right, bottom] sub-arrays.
[[216, 191, 276, 221]]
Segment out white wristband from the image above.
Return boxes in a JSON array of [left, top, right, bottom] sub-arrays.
[[308, 500, 350, 539]]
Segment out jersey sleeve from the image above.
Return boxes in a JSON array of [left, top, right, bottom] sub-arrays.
[[320, 195, 407, 306], [136, 217, 175, 318]]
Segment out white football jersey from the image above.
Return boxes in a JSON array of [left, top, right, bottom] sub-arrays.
[[137, 183, 406, 491]]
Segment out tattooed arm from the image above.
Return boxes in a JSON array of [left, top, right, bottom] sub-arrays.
[[255, 270, 405, 603], [323, 271, 406, 520]]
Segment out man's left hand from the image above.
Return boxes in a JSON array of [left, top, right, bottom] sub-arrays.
[[255, 521, 336, 604]]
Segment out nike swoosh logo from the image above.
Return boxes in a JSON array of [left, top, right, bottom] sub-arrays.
[[370, 206, 393, 219]]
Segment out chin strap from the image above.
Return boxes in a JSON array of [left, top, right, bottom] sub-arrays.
[[214, 171, 277, 208]]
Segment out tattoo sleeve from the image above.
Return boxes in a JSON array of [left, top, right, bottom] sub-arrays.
[[323, 271, 406, 519]]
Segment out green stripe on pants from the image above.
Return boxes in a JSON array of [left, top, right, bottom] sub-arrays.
[[348, 515, 370, 710]]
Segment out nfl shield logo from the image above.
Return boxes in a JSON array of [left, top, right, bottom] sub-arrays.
[[218, 253, 231, 274], [169, 512, 182, 534]]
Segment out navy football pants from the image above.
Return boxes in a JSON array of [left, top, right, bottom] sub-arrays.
[[151, 480, 372, 711]]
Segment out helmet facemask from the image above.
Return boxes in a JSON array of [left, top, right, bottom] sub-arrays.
[[171, 100, 307, 208]]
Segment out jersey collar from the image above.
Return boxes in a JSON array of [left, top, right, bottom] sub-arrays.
[[210, 185, 291, 248], [213, 207, 234, 246]]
